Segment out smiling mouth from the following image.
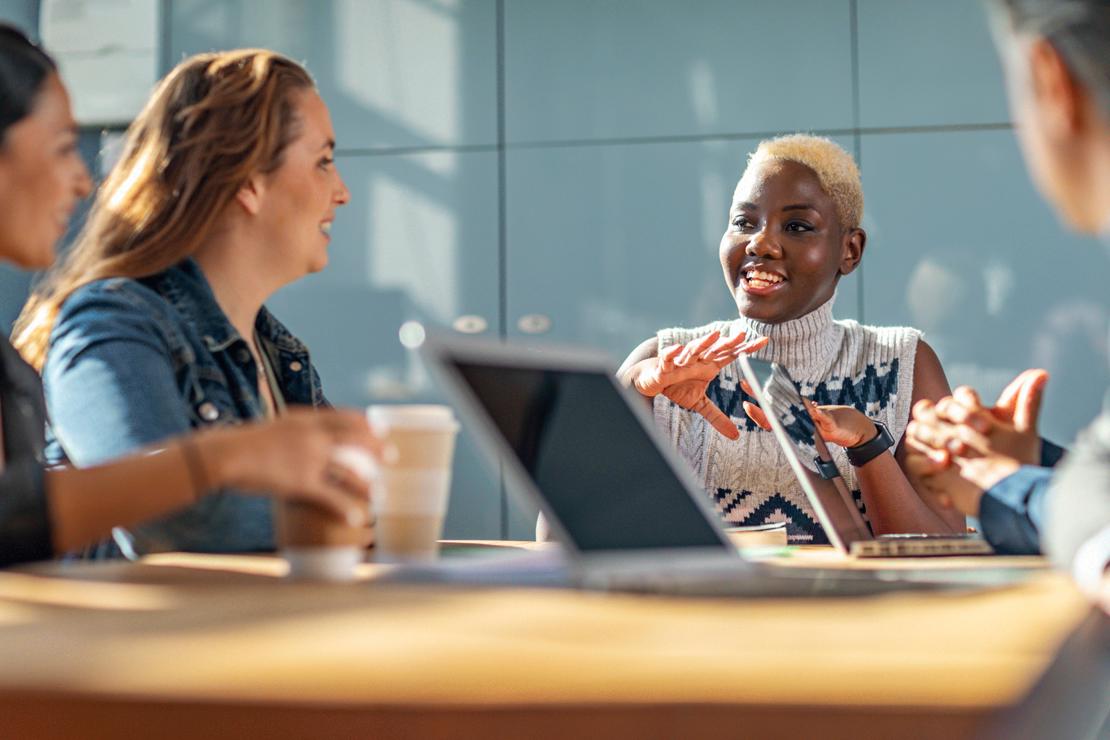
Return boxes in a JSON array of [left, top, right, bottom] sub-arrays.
[[742, 269, 786, 293]]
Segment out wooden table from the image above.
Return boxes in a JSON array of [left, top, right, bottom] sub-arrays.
[[0, 544, 1099, 740]]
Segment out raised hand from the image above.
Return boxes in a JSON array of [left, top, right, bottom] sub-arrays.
[[630, 329, 768, 440], [904, 446, 989, 517], [905, 398, 1021, 494], [930, 369, 1048, 465]]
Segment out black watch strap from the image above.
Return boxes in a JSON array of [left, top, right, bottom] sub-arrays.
[[813, 456, 841, 480], [846, 421, 895, 467]]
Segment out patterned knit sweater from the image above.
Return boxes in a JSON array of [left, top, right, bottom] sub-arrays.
[[653, 299, 921, 544]]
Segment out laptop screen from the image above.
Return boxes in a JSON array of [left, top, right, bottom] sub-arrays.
[[451, 360, 728, 552], [741, 358, 873, 545]]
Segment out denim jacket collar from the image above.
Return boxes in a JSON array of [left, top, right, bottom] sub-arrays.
[[145, 258, 310, 357]]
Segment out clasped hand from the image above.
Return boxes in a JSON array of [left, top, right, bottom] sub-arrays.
[[904, 369, 1048, 515]]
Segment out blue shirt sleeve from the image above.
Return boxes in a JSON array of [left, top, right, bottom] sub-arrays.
[[43, 285, 274, 556], [979, 466, 1054, 555], [45, 287, 194, 466]]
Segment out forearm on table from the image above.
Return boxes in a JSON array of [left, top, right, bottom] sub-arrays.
[[45, 432, 236, 554], [856, 452, 960, 535]]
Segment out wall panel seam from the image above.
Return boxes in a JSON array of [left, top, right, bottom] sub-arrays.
[[332, 123, 1014, 159]]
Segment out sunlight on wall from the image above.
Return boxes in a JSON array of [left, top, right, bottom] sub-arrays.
[[337, 0, 460, 146], [369, 162, 459, 323]]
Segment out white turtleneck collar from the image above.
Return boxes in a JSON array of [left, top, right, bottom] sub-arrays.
[[730, 296, 843, 377]]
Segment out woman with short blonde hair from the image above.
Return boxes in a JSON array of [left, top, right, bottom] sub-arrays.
[[617, 133, 962, 544]]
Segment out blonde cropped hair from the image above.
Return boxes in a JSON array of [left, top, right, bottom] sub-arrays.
[[742, 134, 863, 230]]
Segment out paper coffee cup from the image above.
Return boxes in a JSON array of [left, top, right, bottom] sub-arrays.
[[367, 405, 459, 563]]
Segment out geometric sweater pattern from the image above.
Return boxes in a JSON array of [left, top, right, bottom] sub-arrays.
[[654, 298, 921, 544]]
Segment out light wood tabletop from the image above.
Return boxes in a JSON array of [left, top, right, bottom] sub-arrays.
[[0, 544, 1098, 740]]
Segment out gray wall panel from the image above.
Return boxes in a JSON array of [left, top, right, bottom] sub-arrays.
[[0, 1, 37, 37], [168, 0, 499, 150], [858, 0, 1010, 127], [861, 130, 1108, 445], [505, 0, 854, 143]]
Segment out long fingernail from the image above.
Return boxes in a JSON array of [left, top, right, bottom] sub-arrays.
[[347, 509, 367, 526], [383, 444, 399, 464]]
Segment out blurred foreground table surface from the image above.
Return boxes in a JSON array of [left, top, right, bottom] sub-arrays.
[[0, 543, 1099, 740]]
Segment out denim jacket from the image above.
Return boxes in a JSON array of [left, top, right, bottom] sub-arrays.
[[43, 258, 327, 558]]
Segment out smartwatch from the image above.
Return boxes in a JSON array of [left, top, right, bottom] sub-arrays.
[[813, 456, 842, 480], [846, 421, 894, 467]]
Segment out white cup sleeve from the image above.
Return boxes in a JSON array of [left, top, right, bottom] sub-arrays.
[[330, 444, 378, 483]]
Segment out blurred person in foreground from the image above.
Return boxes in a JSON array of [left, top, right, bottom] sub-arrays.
[[906, 0, 1110, 608]]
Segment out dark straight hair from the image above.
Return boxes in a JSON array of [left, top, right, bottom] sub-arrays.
[[0, 23, 56, 143]]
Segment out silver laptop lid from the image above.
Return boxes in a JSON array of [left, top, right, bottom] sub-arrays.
[[420, 334, 736, 559], [736, 356, 874, 552]]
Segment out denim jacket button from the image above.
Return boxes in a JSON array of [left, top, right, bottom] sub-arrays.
[[235, 348, 251, 364], [198, 402, 220, 422], [289, 361, 303, 372]]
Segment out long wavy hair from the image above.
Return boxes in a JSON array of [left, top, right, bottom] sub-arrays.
[[13, 49, 314, 369]]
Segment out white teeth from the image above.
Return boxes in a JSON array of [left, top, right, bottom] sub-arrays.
[[745, 270, 783, 284], [320, 222, 332, 235]]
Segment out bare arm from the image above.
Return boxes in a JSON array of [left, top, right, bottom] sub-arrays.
[[46, 409, 380, 554], [617, 337, 658, 413], [859, 340, 964, 534], [617, 337, 658, 388]]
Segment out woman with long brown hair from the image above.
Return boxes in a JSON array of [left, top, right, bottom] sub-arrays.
[[15, 46, 358, 557], [0, 25, 379, 566]]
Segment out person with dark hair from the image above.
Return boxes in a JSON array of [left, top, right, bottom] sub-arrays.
[[0, 24, 382, 567], [906, 0, 1110, 605]]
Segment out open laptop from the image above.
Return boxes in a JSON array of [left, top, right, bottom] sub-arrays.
[[419, 335, 1004, 596], [736, 356, 995, 558]]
